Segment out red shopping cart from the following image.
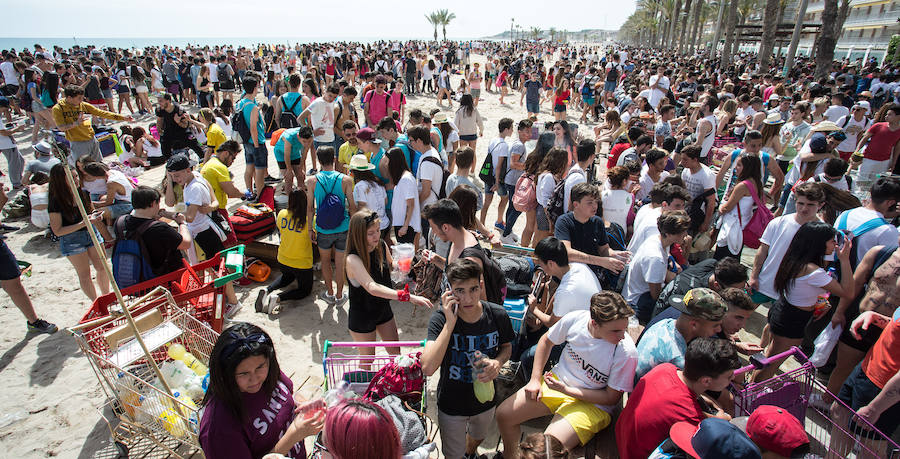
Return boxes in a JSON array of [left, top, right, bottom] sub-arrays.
[[731, 347, 900, 458], [81, 245, 245, 332]]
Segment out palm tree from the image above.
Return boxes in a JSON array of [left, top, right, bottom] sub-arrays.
[[435, 9, 457, 41], [722, 0, 739, 65], [678, 0, 694, 52], [688, 0, 705, 53], [758, 0, 780, 72], [548, 27, 558, 42], [530, 27, 543, 41], [425, 12, 440, 41], [668, 0, 684, 47], [815, 0, 840, 78]]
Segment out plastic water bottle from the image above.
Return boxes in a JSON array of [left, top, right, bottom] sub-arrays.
[[471, 350, 495, 403], [167, 343, 208, 376], [115, 372, 141, 418], [160, 360, 191, 389], [181, 374, 205, 402], [172, 391, 199, 433], [324, 380, 352, 407]]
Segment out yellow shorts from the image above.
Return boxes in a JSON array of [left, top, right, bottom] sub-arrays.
[[540, 377, 612, 445]]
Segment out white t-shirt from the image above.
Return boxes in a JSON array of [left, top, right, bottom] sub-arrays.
[[638, 88, 664, 110], [757, 215, 804, 299], [623, 237, 668, 305], [353, 180, 389, 230], [416, 149, 443, 209], [627, 206, 662, 253], [784, 268, 832, 307], [391, 171, 421, 233], [488, 137, 510, 181], [601, 189, 633, 230], [681, 165, 716, 201], [207, 63, 218, 83], [637, 170, 670, 202], [649, 74, 670, 91], [554, 263, 602, 317], [537, 172, 556, 207], [562, 165, 587, 213], [305, 98, 336, 143], [0, 61, 18, 85], [183, 176, 214, 235], [824, 105, 850, 123], [835, 115, 871, 152], [546, 310, 638, 411], [836, 207, 900, 265], [216, 117, 233, 139]]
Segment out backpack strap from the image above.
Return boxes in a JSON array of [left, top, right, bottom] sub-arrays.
[[872, 246, 897, 275], [852, 216, 890, 238], [284, 94, 301, 114]]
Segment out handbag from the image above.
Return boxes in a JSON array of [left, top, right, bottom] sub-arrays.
[[737, 180, 774, 249], [411, 251, 442, 301]]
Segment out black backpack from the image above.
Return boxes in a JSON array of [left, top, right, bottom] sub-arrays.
[[546, 169, 585, 225], [420, 156, 450, 200], [217, 63, 235, 90], [459, 244, 506, 305], [606, 64, 620, 83], [231, 103, 253, 144], [279, 94, 302, 129]]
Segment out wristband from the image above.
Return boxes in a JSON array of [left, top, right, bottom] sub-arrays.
[[397, 284, 410, 302]]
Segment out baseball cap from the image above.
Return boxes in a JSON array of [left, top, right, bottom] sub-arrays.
[[732, 405, 810, 458], [767, 94, 780, 102], [674, 288, 727, 321], [670, 418, 761, 459], [356, 127, 381, 144], [166, 154, 191, 172], [810, 133, 828, 154]]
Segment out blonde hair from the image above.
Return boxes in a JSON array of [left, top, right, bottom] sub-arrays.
[[199, 108, 215, 124]]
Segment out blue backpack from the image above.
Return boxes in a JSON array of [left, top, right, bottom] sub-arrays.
[[112, 216, 159, 288], [316, 174, 347, 231]]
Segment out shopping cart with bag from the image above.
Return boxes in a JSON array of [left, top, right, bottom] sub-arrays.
[[70, 287, 219, 458], [730, 346, 900, 458], [81, 245, 245, 332]]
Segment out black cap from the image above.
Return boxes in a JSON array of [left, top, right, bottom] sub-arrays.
[[166, 154, 191, 172]]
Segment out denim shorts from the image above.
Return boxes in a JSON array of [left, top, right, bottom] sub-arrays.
[[316, 230, 347, 251], [107, 200, 134, 220], [767, 298, 814, 340], [604, 81, 617, 92], [0, 239, 20, 281], [554, 104, 566, 113], [243, 143, 269, 168], [486, 177, 508, 196], [526, 102, 540, 113], [59, 228, 101, 257], [838, 363, 900, 438], [459, 134, 478, 141]]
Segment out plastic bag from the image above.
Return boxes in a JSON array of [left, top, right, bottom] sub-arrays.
[[809, 323, 843, 368]]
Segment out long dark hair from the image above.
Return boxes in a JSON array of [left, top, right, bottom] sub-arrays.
[[524, 132, 556, 176], [457, 94, 475, 117], [286, 188, 307, 231], [42, 71, 59, 104], [201, 323, 281, 421], [449, 185, 479, 231], [351, 168, 381, 186], [48, 163, 88, 223], [736, 154, 764, 200], [774, 221, 836, 296], [556, 120, 575, 147], [386, 147, 410, 185]]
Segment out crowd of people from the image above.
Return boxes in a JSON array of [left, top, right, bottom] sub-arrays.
[[1, 37, 900, 459]]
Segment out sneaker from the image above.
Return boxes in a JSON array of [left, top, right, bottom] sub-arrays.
[[242, 190, 257, 201], [494, 221, 506, 232], [334, 293, 348, 305], [27, 319, 58, 334], [254, 290, 268, 313], [318, 291, 336, 304], [308, 168, 318, 175], [224, 302, 243, 319], [266, 295, 281, 314], [263, 175, 280, 184], [499, 233, 518, 245]]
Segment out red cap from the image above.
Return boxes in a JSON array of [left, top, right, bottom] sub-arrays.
[[746, 405, 809, 457]]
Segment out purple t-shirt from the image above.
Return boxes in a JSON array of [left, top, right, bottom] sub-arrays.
[[199, 372, 305, 459]]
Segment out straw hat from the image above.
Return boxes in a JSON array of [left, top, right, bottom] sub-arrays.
[[763, 113, 785, 125], [347, 154, 375, 171], [811, 121, 841, 132], [433, 112, 449, 124], [739, 73, 752, 81]]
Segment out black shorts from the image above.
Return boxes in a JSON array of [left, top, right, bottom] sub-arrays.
[[194, 227, 225, 259], [0, 240, 21, 281], [276, 158, 302, 169], [213, 82, 220, 92], [838, 298, 884, 352], [767, 298, 814, 340], [838, 363, 900, 438], [348, 297, 394, 333]]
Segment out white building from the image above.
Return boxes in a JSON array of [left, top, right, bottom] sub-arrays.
[[800, 0, 900, 63]]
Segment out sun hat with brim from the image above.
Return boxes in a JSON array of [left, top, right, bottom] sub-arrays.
[[33, 140, 53, 155], [673, 288, 727, 321], [811, 121, 841, 132], [739, 73, 752, 81], [347, 154, 375, 171], [670, 418, 761, 459], [433, 112, 449, 124], [763, 113, 784, 125], [859, 90, 873, 98]]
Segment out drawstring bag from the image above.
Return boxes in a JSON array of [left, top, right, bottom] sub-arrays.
[[737, 180, 774, 249], [363, 353, 424, 408]]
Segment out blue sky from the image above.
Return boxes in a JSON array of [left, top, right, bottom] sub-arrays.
[[2, 1, 633, 39]]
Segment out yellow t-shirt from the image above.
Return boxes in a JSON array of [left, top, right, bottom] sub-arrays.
[[338, 141, 365, 167], [276, 209, 314, 269], [52, 100, 125, 142], [206, 124, 227, 152], [200, 157, 231, 209]]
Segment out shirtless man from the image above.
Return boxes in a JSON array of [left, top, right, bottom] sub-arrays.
[[826, 236, 900, 397]]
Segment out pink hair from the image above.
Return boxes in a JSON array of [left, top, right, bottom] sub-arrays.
[[324, 399, 401, 459]]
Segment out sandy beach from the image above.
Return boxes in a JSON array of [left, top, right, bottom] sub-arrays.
[[0, 51, 773, 458]]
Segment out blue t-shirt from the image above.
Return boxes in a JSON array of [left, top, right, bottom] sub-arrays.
[[237, 97, 266, 143], [524, 80, 541, 104], [281, 92, 303, 115], [635, 318, 687, 381], [313, 170, 349, 234], [274, 127, 304, 162]]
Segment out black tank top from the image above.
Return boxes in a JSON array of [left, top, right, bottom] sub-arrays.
[[349, 242, 391, 309]]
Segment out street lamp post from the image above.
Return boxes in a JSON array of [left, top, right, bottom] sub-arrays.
[[511, 18, 515, 44]]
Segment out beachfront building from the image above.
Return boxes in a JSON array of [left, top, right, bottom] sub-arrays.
[[799, 0, 900, 62]]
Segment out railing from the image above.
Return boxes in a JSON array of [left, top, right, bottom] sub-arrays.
[[842, 10, 900, 28]]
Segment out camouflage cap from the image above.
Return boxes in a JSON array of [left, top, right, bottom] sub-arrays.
[[677, 288, 727, 321]]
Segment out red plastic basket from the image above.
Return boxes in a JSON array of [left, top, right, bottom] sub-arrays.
[[82, 246, 245, 332]]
